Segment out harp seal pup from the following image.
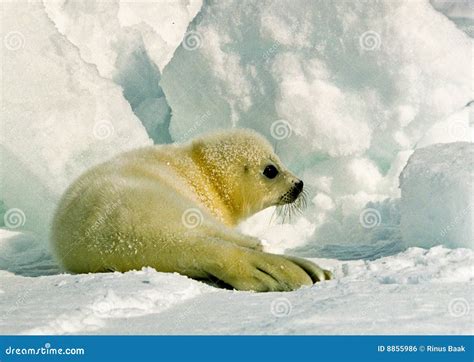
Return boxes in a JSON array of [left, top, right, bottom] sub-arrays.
[[52, 129, 332, 291]]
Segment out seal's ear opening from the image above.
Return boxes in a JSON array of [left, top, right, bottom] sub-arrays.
[[190, 139, 205, 159], [191, 139, 205, 151]]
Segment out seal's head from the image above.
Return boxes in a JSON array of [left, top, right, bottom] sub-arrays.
[[191, 128, 306, 225]]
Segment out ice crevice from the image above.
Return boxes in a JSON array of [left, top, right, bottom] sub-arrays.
[[113, 34, 173, 144]]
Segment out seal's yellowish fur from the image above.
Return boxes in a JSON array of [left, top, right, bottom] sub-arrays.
[[52, 129, 331, 291]]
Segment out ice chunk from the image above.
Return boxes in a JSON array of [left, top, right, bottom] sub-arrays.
[[430, 0, 474, 37], [418, 104, 473, 148], [1, 2, 151, 239], [117, 0, 203, 71], [400, 142, 473, 249], [43, 0, 203, 77]]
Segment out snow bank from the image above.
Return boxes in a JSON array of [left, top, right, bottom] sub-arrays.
[[1, 2, 151, 239], [400, 142, 473, 249], [162, 0, 470, 150]]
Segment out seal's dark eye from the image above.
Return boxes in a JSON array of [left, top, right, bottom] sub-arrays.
[[263, 165, 279, 179]]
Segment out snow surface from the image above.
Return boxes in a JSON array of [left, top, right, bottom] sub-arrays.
[[1, 0, 472, 335], [0, 230, 472, 335]]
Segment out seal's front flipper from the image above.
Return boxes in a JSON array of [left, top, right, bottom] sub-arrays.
[[208, 229, 263, 251], [283, 255, 333, 283]]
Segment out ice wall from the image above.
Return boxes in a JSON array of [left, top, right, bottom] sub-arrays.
[[43, 0, 203, 143], [1, 2, 151, 239]]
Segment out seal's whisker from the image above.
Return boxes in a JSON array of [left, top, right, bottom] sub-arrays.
[[270, 206, 278, 225], [280, 204, 286, 223], [282, 204, 290, 224], [300, 190, 308, 209]]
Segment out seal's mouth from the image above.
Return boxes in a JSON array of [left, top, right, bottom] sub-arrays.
[[279, 180, 304, 205], [279, 187, 301, 204], [276, 182, 307, 222]]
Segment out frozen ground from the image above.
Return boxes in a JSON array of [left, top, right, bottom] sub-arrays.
[[1, 0, 472, 335], [0, 230, 472, 335]]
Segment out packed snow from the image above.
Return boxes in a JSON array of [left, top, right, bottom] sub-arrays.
[[1, 229, 472, 335], [1, 0, 472, 335]]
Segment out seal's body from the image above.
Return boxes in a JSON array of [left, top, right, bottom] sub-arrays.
[[52, 129, 331, 291]]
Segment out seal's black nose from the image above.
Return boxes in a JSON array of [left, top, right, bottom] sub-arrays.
[[295, 180, 304, 192]]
